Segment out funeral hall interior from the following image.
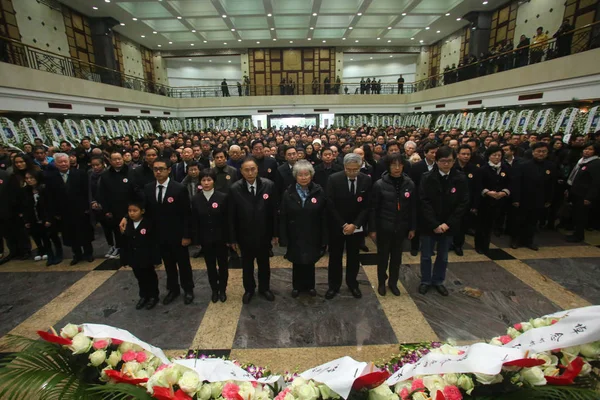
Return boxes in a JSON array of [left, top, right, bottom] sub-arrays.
[[0, 0, 600, 397]]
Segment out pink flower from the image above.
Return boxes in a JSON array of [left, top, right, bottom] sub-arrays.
[[121, 350, 136, 362], [156, 363, 169, 372], [222, 382, 242, 400], [274, 388, 291, 400], [514, 323, 522, 331], [399, 387, 410, 400], [112, 338, 124, 345], [551, 319, 558, 325], [411, 378, 425, 392], [93, 339, 109, 350], [443, 386, 463, 400], [135, 351, 147, 363], [499, 335, 512, 345]]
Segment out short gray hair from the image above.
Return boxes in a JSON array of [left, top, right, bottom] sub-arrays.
[[292, 160, 314, 178], [404, 141, 417, 149], [343, 152, 362, 166], [53, 152, 69, 161]]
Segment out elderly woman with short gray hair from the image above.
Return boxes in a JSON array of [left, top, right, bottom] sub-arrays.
[[279, 160, 328, 297]]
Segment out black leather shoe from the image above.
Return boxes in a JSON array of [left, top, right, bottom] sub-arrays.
[[565, 235, 583, 243], [135, 298, 149, 310], [410, 249, 419, 256], [291, 289, 299, 298], [359, 245, 370, 252], [455, 247, 464, 256], [84, 254, 94, 263], [211, 291, 219, 303], [219, 292, 227, 302], [146, 297, 159, 310], [435, 284, 449, 296], [308, 289, 317, 297], [350, 287, 362, 298], [162, 291, 180, 305], [418, 284, 430, 295], [70, 257, 81, 266], [20, 252, 31, 261], [184, 291, 194, 305], [377, 285, 386, 296], [0, 255, 14, 265], [510, 239, 519, 249], [389, 285, 401, 296], [475, 248, 484, 254], [46, 257, 56, 267], [527, 243, 539, 251], [242, 291, 254, 304], [260, 290, 275, 301], [325, 289, 337, 300], [268, 249, 274, 257]]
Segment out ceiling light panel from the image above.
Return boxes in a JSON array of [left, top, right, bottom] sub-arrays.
[[399, 15, 438, 28], [368, 0, 411, 14], [168, 1, 215, 14], [116, 2, 171, 18], [320, 0, 366, 13], [221, 0, 264, 14], [186, 18, 229, 30], [275, 29, 309, 39], [355, 15, 397, 28], [274, 15, 311, 28], [161, 32, 200, 41], [315, 15, 354, 28], [229, 16, 269, 29], [347, 28, 380, 38], [239, 30, 274, 40], [312, 28, 346, 39], [143, 19, 187, 32], [385, 29, 420, 39], [272, 0, 312, 14], [201, 31, 236, 41], [412, 0, 454, 13]]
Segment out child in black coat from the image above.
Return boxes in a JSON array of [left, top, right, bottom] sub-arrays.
[[120, 201, 161, 310]]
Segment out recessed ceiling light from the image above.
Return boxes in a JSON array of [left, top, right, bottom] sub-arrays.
[[157, 44, 161, 47], [224, 42, 227, 44], [188, 59, 192, 61], [190, 43, 194, 46], [132, 18, 137, 21], [267, 13, 272, 17], [322, 40, 326, 43], [273, 38, 277, 41], [425, 27, 430, 30], [349, 26, 353, 29], [342, 37, 346, 40], [446, 40, 449, 43], [222, 14, 227, 18], [228, 60, 231, 63], [410, 37, 414, 40], [120, 23, 125, 26], [387, 26, 392, 29], [436, 30, 441, 33], [104, 0, 110, 2], [153, 31, 157, 34], [289, 40, 293, 43], [350, 58, 353, 61], [310, 27, 314, 30], [270, 27, 274, 30], [390, 55, 393, 58], [483, 1, 488, 4], [387, 39, 391, 42], [92, 6, 98, 10], [169, 41, 173, 44], [191, 29, 196, 32], [256, 41, 260, 43], [472, 26, 476, 30], [456, 17, 461, 21], [177, 16, 182, 19], [377, 37, 380, 40], [238, 39, 242, 41], [312, 13, 318, 16], [369, 57, 373, 59], [141, 35, 145, 38], [402, 13, 407, 16], [231, 28, 235, 31], [209, 60, 212, 62], [203, 40, 207, 43], [419, 40, 424, 43], [355, 39, 359, 42], [357, 12, 362, 16], [308, 38, 312, 40], [446, 13, 450, 16]]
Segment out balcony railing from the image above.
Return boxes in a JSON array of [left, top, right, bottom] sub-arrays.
[[0, 20, 598, 98]]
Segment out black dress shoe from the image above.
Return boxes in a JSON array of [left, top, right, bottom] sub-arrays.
[[260, 290, 275, 301], [146, 297, 159, 310], [268, 249, 274, 257], [434, 284, 449, 296], [242, 291, 254, 304], [475, 248, 484, 254], [308, 289, 317, 297], [377, 285, 386, 296], [350, 287, 362, 298], [211, 291, 219, 303], [527, 243, 539, 251], [291, 289, 299, 298], [325, 289, 337, 300], [410, 249, 419, 256], [455, 247, 464, 256], [184, 291, 194, 305], [162, 291, 180, 305], [84, 254, 94, 263], [70, 257, 81, 266], [135, 298, 149, 310], [46, 257, 56, 267], [0, 255, 14, 265], [418, 284, 430, 295], [219, 292, 227, 302], [510, 239, 519, 249], [565, 235, 583, 243], [20, 252, 31, 261], [359, 245, 370, 252], [389, 285, 401, 296]]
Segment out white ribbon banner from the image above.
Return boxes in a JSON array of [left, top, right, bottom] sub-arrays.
[[82, 323, 169, 364], [504, 305, 600, 353], [300, 356, 369, 399], [386, 343, 526, 385], [175, 358, 281, 384]]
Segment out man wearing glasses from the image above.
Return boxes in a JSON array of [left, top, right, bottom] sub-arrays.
[[418, 146, 469, 297]]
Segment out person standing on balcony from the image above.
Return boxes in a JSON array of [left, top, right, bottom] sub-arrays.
[[311, 78, 319, 94], [397, 74, 405, 94], [515, 35, 530, 68], [237, 81, 242, 96], [365, 78, 371, 94], [530, 27, 549, 64], [221, 78, 230, 97], [324, 76, 330, 94], [554, 19, 574, 58], [360, 78, 366, 94], [280, 78, 285, 95]]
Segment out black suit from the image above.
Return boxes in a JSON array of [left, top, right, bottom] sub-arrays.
[[256, 156, 278, 182], [276, 163, 295, 193], [171, 161, 191, 183], [326, 171, 371, 291], [475, 163, 511, 253], [452, 162, 480, 249], [191, 190, 229, 293], [143, 179, 194, 294], [314, 163, 343, 190], [97, 166, 135, 249], [121, 217, 160, 298], [408, 160, 435, 252]]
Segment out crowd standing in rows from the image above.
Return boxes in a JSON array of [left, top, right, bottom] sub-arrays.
[[0, 124, 599, 309]]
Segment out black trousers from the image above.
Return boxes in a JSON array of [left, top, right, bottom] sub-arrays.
[[160, 242, 194, 293], [571, 195, 589, 240], [454, 211, 475, 248], [29, 223, 62, 257], [411, 231, 420, 252], [376, 229, 406, 287], [204, 241, 229, 292], [292, 263, 315, 291], [512, 207, 542, 246], [132, 266, 159, 299], [240, 244, 270, 293], [72, 242, 93, 258], [0, 216, 31, 257], [94, 211, 114, 247], [475, 204, 502, 253], [328, 232, 361, 290]]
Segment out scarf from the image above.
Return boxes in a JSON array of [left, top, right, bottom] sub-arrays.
[[488, 161, 501, 174], [568, 155, 599, 185], [296, 183, 309, 206]]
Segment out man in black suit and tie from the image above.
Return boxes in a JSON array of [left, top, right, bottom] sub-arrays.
[[325, 153, 372, 299], [143, 158, 194, 305], [276, 146, 297, 193], [172, 147, 195, 183], [314, 147, 343, 190], [251, 140, 278, 183]]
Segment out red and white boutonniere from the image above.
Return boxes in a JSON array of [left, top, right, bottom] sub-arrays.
[[405, 192, 410, 198], [140, 229, 147, 235], [212, 202, 219, 208], [263, 193, 269, 200], [357, 196, 363, 202], [167, 197, 174, 203], [451, 188, 456, 194], [311, 198, 317, 204]]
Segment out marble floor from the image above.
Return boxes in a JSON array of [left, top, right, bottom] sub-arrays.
[[1, 229, 599, 372]]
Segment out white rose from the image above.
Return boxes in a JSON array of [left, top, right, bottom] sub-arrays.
[[211, 381, 225, 398], [318, 384, 339, 400], [533, 353, 556, 367], [507, 327, 521, 339], [257, 390, 272, 400], [411, 392, 429, 400], [393, 381, 412, 395], [107, 350, 121, 367], [432, 344, 461, 355], [531, 318, 547, 328], [147, 370, 168, 393], [122, 361, 141, 377], [179, 371, 201, 395], [239, 382, 257, 400], [580, 361, 592, 376], [489, 337, 503, 346], [60, 323, 80, 339], [520, 367, 546, 386], [70, 333, 92, 355], [135, 369, 150, 380], [118, 342, 134, 353], [474, 373, 503, 385], [164, 366, 183, 386], [457, 375, 474, 395], [89, 350, 106, 367], [543, 367, 560, 377], [296, 381, 320, 400], [368, 384, 398, 400], [579, 343, 600, 359], [521, 322, 533, 332], [100, 366, 112, 382], [422, 375, 445, 394], [444, 373, 458, 386], [197, 384, 212, 400], [291, 377, 307, 388]]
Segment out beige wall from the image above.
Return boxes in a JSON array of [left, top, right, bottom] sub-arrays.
[[415, 47, 429, 81], [120, 37, 144, 78], [152, 53, 169, 86], [514, 0, 565, 42], [439, 32, 462, 73], [13, 0, 70, 57]]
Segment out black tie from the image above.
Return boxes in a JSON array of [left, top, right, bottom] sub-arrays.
[[158, 185, 164, 203], [250, 186, 255, 196], [350, 179, 355, 195]]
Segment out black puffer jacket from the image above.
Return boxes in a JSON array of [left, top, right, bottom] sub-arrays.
[[369, 172, 417, 234]]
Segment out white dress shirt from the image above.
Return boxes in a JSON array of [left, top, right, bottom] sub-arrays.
[[156, 177, 170, 202], [133, 220, 141, 229], [426, 159, 435, 171], [246, 180, 256, 195], [203, 188, 214, 201]]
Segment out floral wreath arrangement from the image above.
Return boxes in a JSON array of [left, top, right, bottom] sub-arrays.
[[0, 307, 599, 400]]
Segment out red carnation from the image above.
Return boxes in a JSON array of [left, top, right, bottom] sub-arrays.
[[352, 370, 391, 390], [37, 330, 73, 346]]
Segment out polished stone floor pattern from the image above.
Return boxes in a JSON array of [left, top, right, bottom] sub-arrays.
[[0, 229, 598, 371]]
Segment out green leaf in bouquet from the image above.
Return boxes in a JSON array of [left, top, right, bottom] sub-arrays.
[[86, 383, 154, 400]]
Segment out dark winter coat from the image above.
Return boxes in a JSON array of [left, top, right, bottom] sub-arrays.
[[120, 217, 161, 269], [369, 172, 416, 234], [191, 190, 229, 245]]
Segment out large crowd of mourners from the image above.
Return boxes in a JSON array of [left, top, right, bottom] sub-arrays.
[[0, 125, 599, 310]]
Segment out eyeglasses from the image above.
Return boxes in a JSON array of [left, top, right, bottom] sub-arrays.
[[437, 159, 455, 164], [153, 167, 168, 172]]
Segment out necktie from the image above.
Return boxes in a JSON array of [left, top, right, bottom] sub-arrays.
[[250, 186, 255, 196], [62, 173, 68, 183], [350, 179, 355, 195], [158, 185, 164, 203]]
